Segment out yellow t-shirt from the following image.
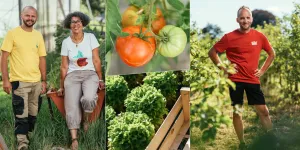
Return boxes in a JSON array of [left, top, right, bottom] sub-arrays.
[[1, 26, 46, 82]]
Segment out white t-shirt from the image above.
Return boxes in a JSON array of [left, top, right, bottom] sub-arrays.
[[61, 32, 100, 74]]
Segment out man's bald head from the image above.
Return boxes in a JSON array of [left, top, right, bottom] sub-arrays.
[[22, 6, 37, 15], [237, 6, 252, 18]]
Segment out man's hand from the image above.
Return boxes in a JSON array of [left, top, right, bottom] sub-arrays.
[[254, 69, 265, 78], [220, 63, 238, 75], [57, 88, 64, 96], [99, 81, 105, 90], [41, 81, 47, 94], [3, 80, 12, 94]]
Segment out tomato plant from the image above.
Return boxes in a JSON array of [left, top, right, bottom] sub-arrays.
[[115, 26, 156, 67], [106, 0, 190, 74]]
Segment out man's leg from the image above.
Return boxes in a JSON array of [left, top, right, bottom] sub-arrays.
[[11, 81, 31, 150], [28, 82, 42, 134], [229, 82, 245, 144], [233, 105, 245, 143], [245, 83, 272, 131], [254, 105, 272, 131]]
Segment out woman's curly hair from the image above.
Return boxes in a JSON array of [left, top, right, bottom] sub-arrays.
[[63, 11, 90, 29]]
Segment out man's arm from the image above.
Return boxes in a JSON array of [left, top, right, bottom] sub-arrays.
[[39, 56, 47, 94], [208, 47, 227, 71], [254, 48, 275, 77], [1, 51, 11, 94]]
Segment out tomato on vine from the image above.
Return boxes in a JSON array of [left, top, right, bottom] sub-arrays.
[[116, 26, 156, 67], [157, 25, 187, 57], [121, 6, 166, 34]]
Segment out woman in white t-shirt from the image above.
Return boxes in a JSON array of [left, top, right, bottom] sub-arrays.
[[57, 11, 105, 150]]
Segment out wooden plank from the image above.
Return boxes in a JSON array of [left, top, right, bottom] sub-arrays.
[[0, 134, 8, 150], [170, 121, 190, 150], [180, 87, 190, 122], [183, 138, 190, 150], [159, 111, 185, 150], [146, 96, 183, 150]]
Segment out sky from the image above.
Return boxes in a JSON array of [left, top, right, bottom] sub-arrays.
[[0, 0, 19, 37], [191, 0, 300, 34], [0, 0, 299, 37]]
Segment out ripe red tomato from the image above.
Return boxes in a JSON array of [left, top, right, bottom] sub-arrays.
[[116, 26, 156, 67]]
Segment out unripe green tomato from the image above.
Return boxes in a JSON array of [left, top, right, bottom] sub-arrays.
[[157, 25, 187, 57]]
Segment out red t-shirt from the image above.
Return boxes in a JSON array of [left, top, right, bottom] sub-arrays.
[[213, 29, 272, 84]]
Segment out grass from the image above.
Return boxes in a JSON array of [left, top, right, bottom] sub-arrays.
[[0, 82, 106, 150], [191, 84, 300, 150]]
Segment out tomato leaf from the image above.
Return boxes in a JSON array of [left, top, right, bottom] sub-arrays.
[[129, 0, 147, 8], [167, 0, 184, 10], [105, 51, 112, 75], [136, 14, 146, 25]]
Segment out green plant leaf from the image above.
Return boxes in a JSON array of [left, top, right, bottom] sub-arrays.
[[167, 0, 184, 10]]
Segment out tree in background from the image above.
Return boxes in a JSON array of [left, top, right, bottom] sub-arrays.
[[202, 23, 223, 39], [251, 9, 276, 28]]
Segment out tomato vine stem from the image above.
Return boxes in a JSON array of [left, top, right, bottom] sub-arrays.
[[143, 0, 162, 40]]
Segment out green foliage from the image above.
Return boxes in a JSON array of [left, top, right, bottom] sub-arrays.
[[106, 76, 129, 113], [81, 0, 105, 15], [47, 55, 61, 90], [125, 84, 168, 128], [105, 105, 116, 125], [108, 112, 155, 150], [143, 71, 179, 108], [189, 25, 235, 141], [121, 73, 146, 90]]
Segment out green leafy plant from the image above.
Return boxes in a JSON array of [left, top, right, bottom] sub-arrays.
[[125, 84, 168, 128], [143, 71, 178, 109], [106, 76, 129, 113], [105, 105, 116, 125], [190, 25, 235, 141], [47, 56, 61, 91], [121, 73, 146, 90], [108, 112, 155, 150]]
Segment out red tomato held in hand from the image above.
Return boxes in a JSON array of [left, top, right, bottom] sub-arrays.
[[116, 26, 156, 67]]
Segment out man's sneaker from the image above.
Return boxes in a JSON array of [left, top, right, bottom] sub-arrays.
[[238, 142, 247, 150], [16, 134, 29, 150], [17, 142, 28, 150]]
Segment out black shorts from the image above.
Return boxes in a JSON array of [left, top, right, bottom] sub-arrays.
[[229, 82, 265, 106]]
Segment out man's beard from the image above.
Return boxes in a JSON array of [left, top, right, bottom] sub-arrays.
[[23, 19, 36, 27], [239, 24, 251, 31]]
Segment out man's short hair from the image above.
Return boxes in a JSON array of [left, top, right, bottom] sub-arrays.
[[22, 6, 37, 14], [237, 6, 252, 17]]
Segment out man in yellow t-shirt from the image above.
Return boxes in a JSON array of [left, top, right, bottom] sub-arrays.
[[1, 6, 46, 150]]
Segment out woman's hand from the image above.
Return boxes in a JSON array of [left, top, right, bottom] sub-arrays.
[[99, 80, 105, 90], [57, 88, 64, 96]]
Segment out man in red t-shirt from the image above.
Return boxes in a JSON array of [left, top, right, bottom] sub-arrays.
[[208, 6, 276, 148]]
